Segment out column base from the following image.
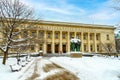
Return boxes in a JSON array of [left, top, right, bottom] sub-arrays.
[[70, 52, 82, 58]]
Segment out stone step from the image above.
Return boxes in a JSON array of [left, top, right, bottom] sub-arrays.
[[43, 53, 70, 57]]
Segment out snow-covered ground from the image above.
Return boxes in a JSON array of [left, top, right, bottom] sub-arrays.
[[0, 56, 120, 80], [0, 57, 35, 80], [50, 56, 120, 80]]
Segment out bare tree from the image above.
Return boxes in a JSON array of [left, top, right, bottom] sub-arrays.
[[0, 0, 38, 65], [112, 0, 120, 54], [100, 41, 117, 56], [115, 38, 120, 53]]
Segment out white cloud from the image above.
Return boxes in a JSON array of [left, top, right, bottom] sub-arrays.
[[89, 10, 118, 20], [21, 0, 86, 16], [20, 0, 120, 25], [87, 0, 120, 25]]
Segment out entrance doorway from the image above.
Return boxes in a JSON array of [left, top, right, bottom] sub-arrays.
[[55, 44, 59, 53], [62, 44, 66, 53], [47, 44, 51, 53]]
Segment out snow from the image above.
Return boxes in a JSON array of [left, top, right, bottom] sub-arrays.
[[1, 45, 7, 52], [0, 56, 120, 80], [50, 56, 120, 80], [38, 69, 62, 80], [70, 52, 82, 53], [0, 57, 35, 80], [36, 59, 63, 80], [70, 38, 81, 43], [12, 38, 28, 42], [10, 64, 21, 71]]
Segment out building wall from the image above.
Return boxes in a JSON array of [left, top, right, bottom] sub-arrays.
[[0, 21, 116, 54], [19, 21, 115, 54]]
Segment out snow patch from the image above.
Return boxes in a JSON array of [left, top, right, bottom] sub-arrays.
[[70, 38, 81, 43], [50, 56, 120, 80]]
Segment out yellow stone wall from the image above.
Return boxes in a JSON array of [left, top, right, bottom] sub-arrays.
[[0, 20, 116, 54]]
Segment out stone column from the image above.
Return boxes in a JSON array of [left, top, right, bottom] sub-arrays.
[[75, 32, 76, 38], [88, 33, 91, 52], [67, 32, 70, 53], [52, 31, 55, 53], [19, 28, 22, 38], [94, 33, 97, 53], [81, 32, 84, 52], [37, 30, 39, 39], [27, 30, 31, 52], [60, 31, 62, 52], [36, 30, 39, 52], [43, 31, 47, 54]]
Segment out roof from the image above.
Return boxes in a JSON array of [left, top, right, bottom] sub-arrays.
[[0, 18, 115, 29], [37, 20, 115, 29]]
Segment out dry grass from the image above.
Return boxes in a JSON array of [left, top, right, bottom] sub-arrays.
[[25, 60, 40, 80], [24, 59, 79, 80], [25, 72, 40, 80], [43, 63, 62, 72], [44, 70, 79, 80], [43, 62, 79, 80], [70, 53, 82, 58]]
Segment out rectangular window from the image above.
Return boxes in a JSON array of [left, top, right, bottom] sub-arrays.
[[55, 33, 58, 39], [76, 34, 80, 39], [39, 31, 43, 38], [63, 33, 66, 39], [90, 34, 92, 40], [70, 33, 73, 39], [96, 34, 99, 40], [48, 32, 51, 38], [84, 45, 86, 51], [31, 32, 35, 37], [84, 34, 86, 40], [31, 45, 34, 50], [97, 45, 99, 51], [39, 44, 42, 50], [90, 45, 93, 51], [24, 31, 28, 37]]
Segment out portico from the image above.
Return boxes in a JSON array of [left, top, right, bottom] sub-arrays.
[[19, 20, 115, 54]]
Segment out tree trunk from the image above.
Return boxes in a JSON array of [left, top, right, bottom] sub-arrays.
[[2, 52, 8, 65]]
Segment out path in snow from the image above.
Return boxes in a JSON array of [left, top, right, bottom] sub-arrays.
[[25, 58, 40, 80], [42, 58, 79, 80], [18, 58, 41, 80], [19, 57, 79, 80]]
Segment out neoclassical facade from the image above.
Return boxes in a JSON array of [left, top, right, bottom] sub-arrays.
[[0, 20, 116, 54]]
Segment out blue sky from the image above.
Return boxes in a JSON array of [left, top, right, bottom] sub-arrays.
[[21, 0, 120, 25]]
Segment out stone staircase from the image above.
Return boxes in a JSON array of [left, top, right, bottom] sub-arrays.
[[43, 53, 70, 57]]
